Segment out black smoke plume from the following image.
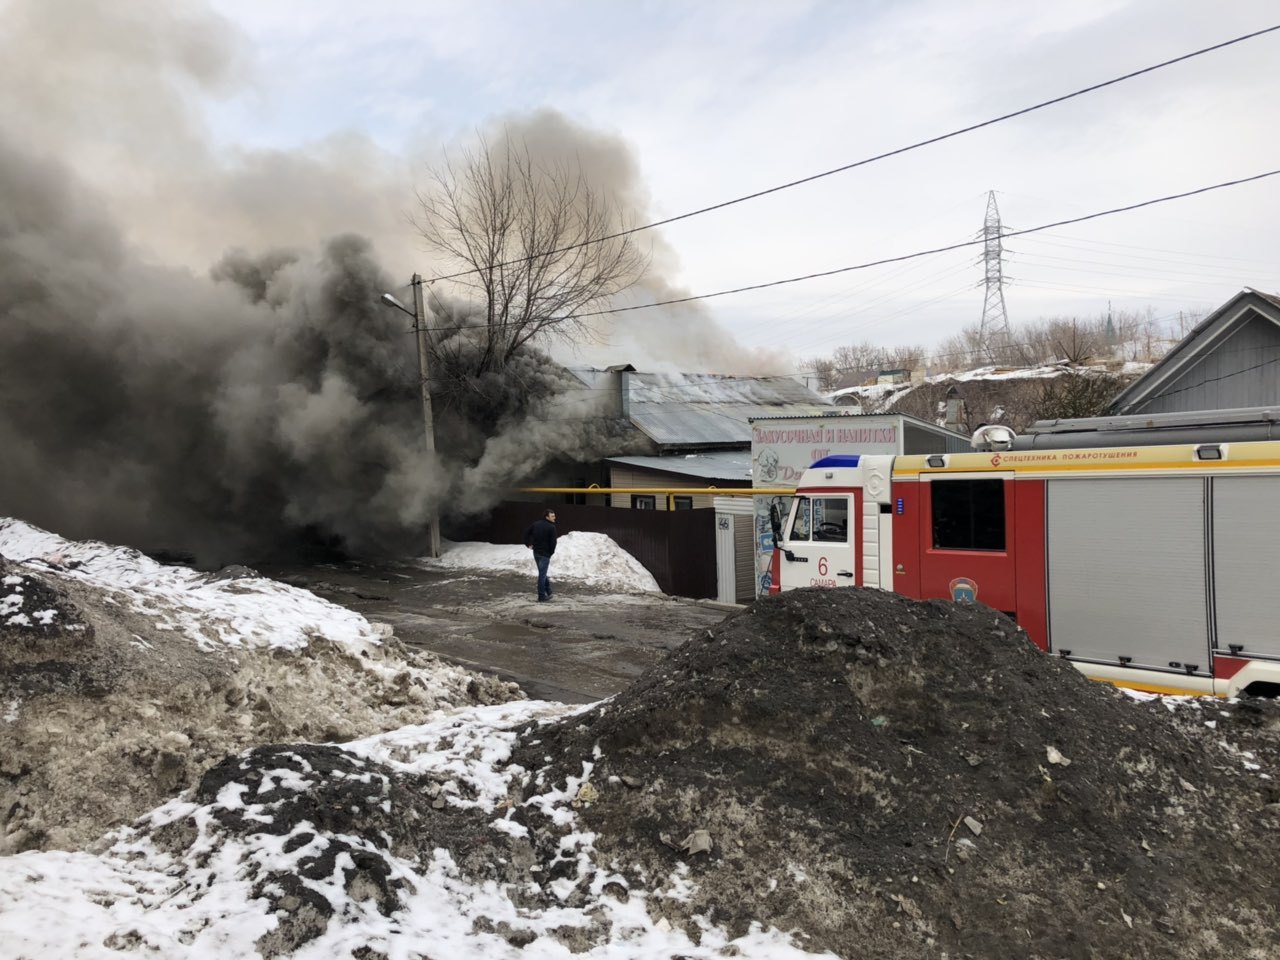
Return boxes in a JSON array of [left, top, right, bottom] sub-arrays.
[[0, 137, 446, 561], [0, 0, 775, 563]]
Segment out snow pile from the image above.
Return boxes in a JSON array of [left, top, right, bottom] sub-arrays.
[[0, 701, 832, 960], [430, 532, 661, 593], [0, 518, 375, 652], [0, 520, 521, 854]]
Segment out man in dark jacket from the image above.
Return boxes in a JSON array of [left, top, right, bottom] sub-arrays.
[[524, 509, 558, 602]]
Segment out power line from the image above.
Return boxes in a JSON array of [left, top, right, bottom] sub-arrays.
[[414, 175, 1278, 339], [427, 24, 1280, 283], [558, 168, 1280, 322], [1012, 278, 1220, 304], [1016, 233, 1280, 270], [1011, 254, 1268, 286], [728, 193, 989, 343]]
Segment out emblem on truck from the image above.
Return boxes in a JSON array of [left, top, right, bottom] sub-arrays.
[[949, 577, 978, 603]]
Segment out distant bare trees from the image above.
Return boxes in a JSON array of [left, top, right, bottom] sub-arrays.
[[806, 340, 927, 391], [928, 308, 1191, 370], [414, 137, 647, 379], [804, 305, 1204, 400]]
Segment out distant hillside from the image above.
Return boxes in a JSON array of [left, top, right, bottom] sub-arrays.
[[828, 362, 1152, 434]]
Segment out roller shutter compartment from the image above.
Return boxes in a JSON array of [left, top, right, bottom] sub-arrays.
[[1212, 476, 1280, 659], [1047, 477, 1208, 674]]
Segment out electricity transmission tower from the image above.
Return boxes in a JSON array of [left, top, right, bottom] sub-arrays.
[[976, 190, 1018, 363]]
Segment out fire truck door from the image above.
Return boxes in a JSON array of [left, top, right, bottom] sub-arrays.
[[778, 494, 856, 590], [917, 473, 1017, 613]]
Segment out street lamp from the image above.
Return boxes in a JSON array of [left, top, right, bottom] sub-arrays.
[[380, 274, 442, 558]]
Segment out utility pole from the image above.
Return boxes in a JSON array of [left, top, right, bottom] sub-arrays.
[[411, 274, 442, 559], [976, 191, 1022, 364], [380, 277, 441, 558]]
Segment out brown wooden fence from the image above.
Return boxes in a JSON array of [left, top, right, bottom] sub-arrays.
[[454, 502, 718, 598]]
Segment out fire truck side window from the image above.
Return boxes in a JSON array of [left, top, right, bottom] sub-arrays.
[[788, 498, 811, 541], [812, 497, 849, 542], [931, 479, 1006, 551]]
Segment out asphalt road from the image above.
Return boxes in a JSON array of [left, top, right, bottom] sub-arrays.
[[265, 559, 735, 703]]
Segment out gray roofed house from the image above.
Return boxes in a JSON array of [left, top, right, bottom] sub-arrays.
[[567, 367, 833, 452], [1109, 288, 1280, 416], [553, 367, 833, 513], [605, 450, 753, 483]]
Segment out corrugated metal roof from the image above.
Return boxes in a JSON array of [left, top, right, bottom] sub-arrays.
[[606, 451, 754, 482], [562, 367, 833, 447], [627, 373, 831, 447], [629, 402, 832, 446], [1027, 405, 1280, 434], [627, 372, 821, 405], [748, 410, 966, 440]]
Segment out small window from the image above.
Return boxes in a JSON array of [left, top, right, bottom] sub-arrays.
[[673, 495, 694, 511], [931, 479, 1005, 551], [631, 494, 656, 510], [812, 497, 849, 542], [788, 497, 812, 541]]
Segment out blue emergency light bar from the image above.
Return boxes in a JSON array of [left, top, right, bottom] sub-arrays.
[[809, 455, 861, 469]]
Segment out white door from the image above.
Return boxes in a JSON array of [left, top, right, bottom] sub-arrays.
[[778, 494, 856, 590]]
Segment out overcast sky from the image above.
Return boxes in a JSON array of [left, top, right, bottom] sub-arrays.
[[18, 0, 1280, 365]]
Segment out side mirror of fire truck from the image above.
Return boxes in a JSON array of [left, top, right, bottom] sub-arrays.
[[768, 502, 796, 562]]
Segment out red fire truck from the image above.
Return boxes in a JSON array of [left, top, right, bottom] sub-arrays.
[[769, 440, 1280, 697]]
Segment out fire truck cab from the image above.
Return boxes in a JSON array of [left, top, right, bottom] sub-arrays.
[[772, 444, 1280, 699]]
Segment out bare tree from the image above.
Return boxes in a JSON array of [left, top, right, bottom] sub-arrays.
[[1031, 371, 1119, 421], [1046, 318, 1099, 365], [806, 340, 929, 389], [883, 343, 927, 371], [806, 357, 840, 391], [931, 324, 987, 371], [831, 341, 893, 374], [414, 137, 647, 380]]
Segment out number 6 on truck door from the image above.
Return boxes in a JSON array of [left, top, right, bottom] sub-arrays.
[[780, 493, 854, 588]]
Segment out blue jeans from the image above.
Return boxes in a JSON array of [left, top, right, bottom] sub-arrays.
[[534, 553, 553, 600]]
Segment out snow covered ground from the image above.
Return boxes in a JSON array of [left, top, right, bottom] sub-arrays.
[[1, 521, 836, 958], [0, 518, 518, 855], [426, 532, 661, 594], [0, 698, 832, 960], [0, 518, 379, 653], [826, 359, 1154, 417]]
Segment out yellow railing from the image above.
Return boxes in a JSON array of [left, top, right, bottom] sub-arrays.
[[518, 485, 795, 512]]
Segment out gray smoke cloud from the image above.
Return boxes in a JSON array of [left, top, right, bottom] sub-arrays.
[[478, 110, 785, 375], [0, 134, 438, 561], [0, 0, 775, 563]]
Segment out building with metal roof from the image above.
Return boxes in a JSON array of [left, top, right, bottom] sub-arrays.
[[605, 451, 753, 483], [567, 367, 832, 452], [1109, 288, 1280, 415]]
